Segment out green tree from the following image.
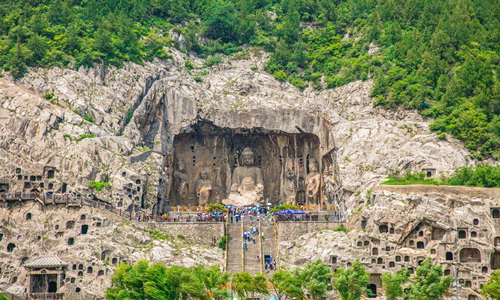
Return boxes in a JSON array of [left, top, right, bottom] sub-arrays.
[[94, 22, 115, 60], [482, 270, 500, 299], [27, 34, 47, 65], [270, 269, 304, 300], [332, 260, 371, 300], [203, 0, 238, 43], [269, 204, 299, 213], [208, 203, 226, 212], [0, 294, 9, 300], [381, 269, 410, 300], [281, 3, 300, 44], [105, 260, 227, 300], [195, 264, 230, 300], [297, 259, 331, 300], [232, 272, 269, 300], [10, 38, 27, 79], [404, 258, 451, 300]]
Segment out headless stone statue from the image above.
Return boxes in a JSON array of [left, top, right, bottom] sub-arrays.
[[283, 167, 296, 205], [173, 158, 188, 205], [195, 169, 212, 206], [306, 158, 321, 204], [223, 147, 264, 206]]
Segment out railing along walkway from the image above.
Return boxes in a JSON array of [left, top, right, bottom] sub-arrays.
[[0, 192, 226, 224], [26, 293, 64, 300]]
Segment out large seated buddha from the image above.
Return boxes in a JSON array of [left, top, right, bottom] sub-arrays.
[[223, 147, 264, 206]]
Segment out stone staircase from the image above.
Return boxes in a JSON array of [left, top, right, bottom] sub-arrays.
[[261, 218, 278, 275], [225, 213, 279, 276], [226, 221, 243, 274], [243, 216, 262, 275]]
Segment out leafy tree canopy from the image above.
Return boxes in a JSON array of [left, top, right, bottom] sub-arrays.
[[381, 269, 410, 300], [105, 260, 229, 300], [482, 270, 500, 300], [404, 258, 451, 300], [332, 260, 371, 300]]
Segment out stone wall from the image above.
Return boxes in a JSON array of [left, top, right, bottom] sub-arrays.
[[144, 222, 225, 245], [277, 221, 343, 242]]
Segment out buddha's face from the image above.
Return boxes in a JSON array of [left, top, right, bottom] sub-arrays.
[[241, 154, 254, 166], [200, 170, 208, 179], [178, 162, 185, 171], [286, 169, 294, 179], [310, 163, 317, 173]]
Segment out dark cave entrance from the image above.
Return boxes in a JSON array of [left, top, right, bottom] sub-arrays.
[[168, 121, 324, 206]]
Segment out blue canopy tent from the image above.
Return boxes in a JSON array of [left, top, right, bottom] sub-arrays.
[[274, 209, 305, 215]]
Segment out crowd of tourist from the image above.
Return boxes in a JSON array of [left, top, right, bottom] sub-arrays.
[[228, 205, 275, 224]]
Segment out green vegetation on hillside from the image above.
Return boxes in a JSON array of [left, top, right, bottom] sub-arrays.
[[87, 181, 111, 191], [106, 258, 453, 300], [383, 165, 500, 188], [1, 0, 499, 157], [382, 171, 442, 186]]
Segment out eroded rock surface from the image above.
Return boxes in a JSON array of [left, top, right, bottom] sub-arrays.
[[0, 203, 223, 299], [0, 47, 482, 299], [280, 187, 500, 300]]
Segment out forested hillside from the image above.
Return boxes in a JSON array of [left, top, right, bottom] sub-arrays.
[[1, 0, 499, 158]]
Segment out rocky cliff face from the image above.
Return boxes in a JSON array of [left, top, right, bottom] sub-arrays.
[[0, 203, 223, 299], [280, 186, 500, 300], [1, 47, 471, 212], [0, 47, 478, 299]]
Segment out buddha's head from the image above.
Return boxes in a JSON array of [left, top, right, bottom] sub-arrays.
[[241, 147, 255, 166], [200, 169, 208, 179]]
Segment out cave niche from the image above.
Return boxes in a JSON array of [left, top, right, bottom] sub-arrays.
[[168, 121, 325, 206], [491, 251, 500, 269], [460, 248, 481, 263]]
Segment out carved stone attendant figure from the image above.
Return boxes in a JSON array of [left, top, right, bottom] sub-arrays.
[[173, 158, 188, 205], [306, 158, 321, 204], [196, 169, 212, 206], [223, 147, 264, 206], [283, 167, 296, 205], [323, 164, 337, 205]]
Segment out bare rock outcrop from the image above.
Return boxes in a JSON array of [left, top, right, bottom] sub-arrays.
[[0, 203, 223, 299]]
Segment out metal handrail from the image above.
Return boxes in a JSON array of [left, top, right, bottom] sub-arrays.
[[274, 216, 280, 271], [224, 210, 229, 272], [241, 218, 244, 272], [258, 217, 263, 273]]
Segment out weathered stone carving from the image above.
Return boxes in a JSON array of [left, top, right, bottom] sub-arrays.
[[306, 159, 321, 204], [224, 147, 264, 206], [323, 164, 335, 205], [283, 165, 296, 205], [173, 158, 188, 205], [195, 169, 212, 206]]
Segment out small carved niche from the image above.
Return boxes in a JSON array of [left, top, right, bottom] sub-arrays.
[[460, 248, 481, 263], [432, 227, 445, 240]]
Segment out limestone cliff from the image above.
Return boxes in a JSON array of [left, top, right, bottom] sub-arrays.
[[0, 47, 478, 299], [0, 204, 223, 299]]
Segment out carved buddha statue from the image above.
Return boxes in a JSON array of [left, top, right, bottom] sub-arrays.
[[305, 158, 321, 204], [283, 166, 297, 205], [195, 169, 212, 206], [173, 158, 188, 205], [223, 147, 264, 206]]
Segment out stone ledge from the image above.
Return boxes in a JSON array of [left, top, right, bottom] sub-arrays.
[[373, 184, 500, 199]]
